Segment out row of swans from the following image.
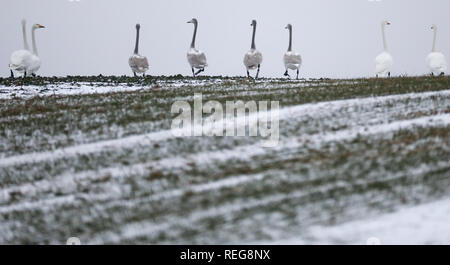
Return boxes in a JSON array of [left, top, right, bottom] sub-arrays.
[[132, 19, 445, 79], [129, 19, 302, 79], [376, 21, 447, 77], [9, 19, 45, 78], [9, 19, 446, 79]]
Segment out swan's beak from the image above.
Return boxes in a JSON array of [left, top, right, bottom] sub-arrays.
[[37, 24, 45, 28], [386, 22, 391, 25]]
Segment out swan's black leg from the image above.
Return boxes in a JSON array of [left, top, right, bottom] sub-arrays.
[[192, 68, 195, 77], [143, 73, 145, 77], [24, 72, 27, 78], [255, 64, 260, 79], [376, 74, 378, 78], [388, 72, 391, 78], [431, 72, 434, 77], [283, 70, 290, 78], [194, 68, 204, 76], [296, 69, 299, 80], [247, 70, 251, 79], [10, 70, 14, 78], [440, 72, 445, 76], [133, 72, 137, 77]]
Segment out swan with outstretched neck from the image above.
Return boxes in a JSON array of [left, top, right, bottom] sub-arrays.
[[426, 24, 447, 76], [244, 20, 263, 79], [27, 23, 46, 76], [187, 18, 208, 77], [375, 21, 393, 77], [283, 24, 302, 79], [128, 24, 149, 77]]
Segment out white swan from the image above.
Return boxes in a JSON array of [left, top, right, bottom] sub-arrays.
[[283, 24, 302, 79], [187, 18, 207, 77], [27, 23, 46, 76], [128, 24, 149, 77], [426, 24, 447, 76], [375, 21, 393, 77], [9, 19, 33, 78], [244, 20, 263, 79]]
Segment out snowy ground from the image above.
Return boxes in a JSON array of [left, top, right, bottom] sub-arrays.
[[0, 76, 449, 244], [269, 197, 450, 245]]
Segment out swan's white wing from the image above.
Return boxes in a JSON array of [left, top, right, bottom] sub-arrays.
[[375, 51, 393, 76], [283, 51, 302, 70], [28, 54, 41, 74], [427, 52, 447, 73], [187, 49, 208, 68], [9, 50, 33, 72], [244, 49, 263, 70], [129, 54, 149, 73]]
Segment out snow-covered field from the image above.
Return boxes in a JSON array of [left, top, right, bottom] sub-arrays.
[[0, 76, 449, 244], [270, 197, 450, 245]]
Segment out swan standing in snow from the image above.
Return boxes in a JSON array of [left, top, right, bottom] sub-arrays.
[[128, 24, 149, 77], [426, 24, 447, 76], [283, 24, 302, 79], [187, 18, 208, 77], [375, 21, 393, 77], [27, 23, 46, 77], [244, 20, 263, 79], [9, 19, 34, 78]]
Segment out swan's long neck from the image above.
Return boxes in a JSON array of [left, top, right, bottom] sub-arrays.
[[251, 23, 256, 49], [31, 27, 38, 56], [382, 24, 388, 51], [287, 27, 292, 52], [190, 22, 198, 49], [432, 27, 437, 52], [22, 21, 29, 50], [134, 27, 140, 54]]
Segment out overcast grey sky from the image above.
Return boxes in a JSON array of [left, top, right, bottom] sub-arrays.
[[1, 0, 449, 78]]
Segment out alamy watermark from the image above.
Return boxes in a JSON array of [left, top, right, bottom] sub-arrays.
[[171, 93, 280, 147]]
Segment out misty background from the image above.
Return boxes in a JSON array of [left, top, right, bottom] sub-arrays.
[[1, 0, 449, 78]]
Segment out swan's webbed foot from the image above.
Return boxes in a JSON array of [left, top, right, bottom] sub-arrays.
[[194, 68, 204, 76], [440, 72, 445, 76], [284, 70, 290, 79], [32, 73, 36, 77], [10, 70, 14, 78], [255, 64, 260, 79]]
